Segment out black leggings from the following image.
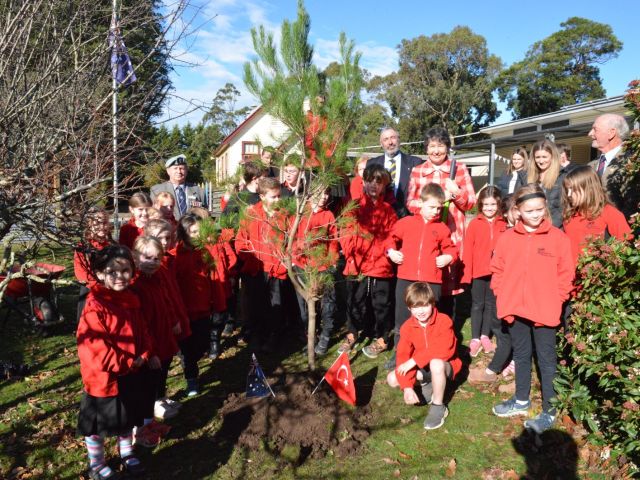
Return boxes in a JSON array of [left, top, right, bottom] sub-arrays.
[[470, 276, 495, 338], [179, 316, 212, 381]]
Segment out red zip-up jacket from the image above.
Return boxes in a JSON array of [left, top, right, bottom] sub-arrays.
[[119, 218, 144, 250], [130, 266, 180, 361], [491, 220, 575, 327], [563, 204, 632, 264], [173, 242, 220, 321], [74, 239, 113, 288], [461, 214, 508, 283], [235, 202, 288, 279], [392, 215, 458, 283], [395, 310, 462, 389], [161, 249, 191, 340], [340, 195, 397, 278], [77, 285, 151, 397], [292, 207, 339, 271]]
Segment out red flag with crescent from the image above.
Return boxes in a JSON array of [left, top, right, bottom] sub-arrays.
[[324, 352, 356, 406]]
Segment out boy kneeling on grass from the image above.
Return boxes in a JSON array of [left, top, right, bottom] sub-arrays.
[[386, 282, 462, 430]]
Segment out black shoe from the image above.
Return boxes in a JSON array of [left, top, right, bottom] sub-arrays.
[[120, 456, 145, 477]]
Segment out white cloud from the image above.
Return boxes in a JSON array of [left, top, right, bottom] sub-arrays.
[[314, 38, 398, 77]]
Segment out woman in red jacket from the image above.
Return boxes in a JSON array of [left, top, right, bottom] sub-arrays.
[[461, 186, 507, 359], [490, 184, 575, 434], [77, 245, 153, 479]]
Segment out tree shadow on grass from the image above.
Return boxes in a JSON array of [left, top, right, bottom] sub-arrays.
[[355, 366, 378, 407], [511, 427, 578, 479]]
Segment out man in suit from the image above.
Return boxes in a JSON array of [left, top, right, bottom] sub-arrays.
[[367, 127, 423, 218], [588, 114, 637, 219], [150, 154, 207, 218]]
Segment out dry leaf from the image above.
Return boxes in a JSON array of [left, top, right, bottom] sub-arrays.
[[504, 469, 519, 479], [393, 469, 401, 477], [445, 458, 457, 477], [385, 440, 395, 447], [382, 457, 400, 465], [398, 450, 412, 459]]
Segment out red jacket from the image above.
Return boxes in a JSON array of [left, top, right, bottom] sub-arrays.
[[74, 239, 113, 287], [461, 215, 508, 283], [340, 195, 397, 278], [77, 285, 151, 397], [235, 202, 288, 279], [292, 207, 339, 271], [563, 204, 632, 263], [173, 242, 221, 320], [392, 215, 458, 283], [130, 266, 180, 361], [161, 250, 191, 340], [395, 310, 462, 389], [119, 218, 144, 250], [491, 220, 575, 327]]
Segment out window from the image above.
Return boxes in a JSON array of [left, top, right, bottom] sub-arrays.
[[242, 141, 259, 162]]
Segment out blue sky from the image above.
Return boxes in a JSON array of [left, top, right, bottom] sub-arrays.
[[161, 0, 639, 130]]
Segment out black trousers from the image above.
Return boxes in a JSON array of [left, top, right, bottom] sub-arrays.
[[487, 319, 512, 374], [470, 276, 496, 338], [346, 276, 393, 345], [295, 282, 337, 338], [510, 317, 557, 413], [179, 316, 212, 381], [393, 278, 441, 348]]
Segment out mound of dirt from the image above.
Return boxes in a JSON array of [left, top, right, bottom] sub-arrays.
[[218, 371, 372, 459]]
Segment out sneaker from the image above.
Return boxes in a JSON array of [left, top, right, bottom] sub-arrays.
[[423, 404, 449, 430], [314, 335, 330, 355], [186, 378, 199, 397], [468, 367, 498, 384], [120, 455, 145, 477], [469, 338, 482, 357], [524, 412, 556, 433], [362, 338, 387, 359], [209, 339, 220, 360], [480, 335, 495, 354], [420, 382, 433, 404], [134, 425, 160, 448], [384, 352, 397, 371], [492, 396, 530, 417], [154, 400, 178, 420], [501, 360, 516, 379], [221, 323, 235, 337], [337, 334, 356, 354]]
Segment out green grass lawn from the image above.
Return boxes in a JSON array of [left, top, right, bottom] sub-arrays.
[[0, 261, 614, 479]]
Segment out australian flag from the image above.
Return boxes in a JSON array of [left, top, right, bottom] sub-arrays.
[[246, 354, 274, 398], [108, 14, 137, 86]]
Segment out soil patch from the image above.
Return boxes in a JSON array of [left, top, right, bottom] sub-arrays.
[[218, 370, 372, 459]]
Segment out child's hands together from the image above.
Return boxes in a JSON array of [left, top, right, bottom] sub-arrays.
[[387, 249, 404, 264], [435, 254, 453, 268], [403, 387, 420, 405]]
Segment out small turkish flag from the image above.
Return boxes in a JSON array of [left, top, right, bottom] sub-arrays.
[[324, 352, 356, 406]]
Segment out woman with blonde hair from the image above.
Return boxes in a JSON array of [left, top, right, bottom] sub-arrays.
[[526, 140, 564, 227]]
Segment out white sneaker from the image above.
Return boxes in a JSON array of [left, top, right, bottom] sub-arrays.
[[154, 400, 179, 419]]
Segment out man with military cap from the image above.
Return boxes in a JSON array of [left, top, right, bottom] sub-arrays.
[[151, 154, 207, 218]]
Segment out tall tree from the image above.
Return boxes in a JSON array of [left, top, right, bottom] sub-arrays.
[[202, 82, 252, 137], [372, 26, 502, 146], [497, 17, 623, 119], [243, 0, 363, 369]]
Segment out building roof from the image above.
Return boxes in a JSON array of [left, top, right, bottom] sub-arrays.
[[213, 105, 263, 157]]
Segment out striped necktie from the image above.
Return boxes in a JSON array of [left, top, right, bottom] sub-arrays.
[[387, 155, 397, 186], [596, 154, 607, 177], [176, 185, 188, 215]]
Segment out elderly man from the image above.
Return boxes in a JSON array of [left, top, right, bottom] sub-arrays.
[[151, 154, 206, 218], [588, 114, 637, 218], [367, 127, 423, 218]]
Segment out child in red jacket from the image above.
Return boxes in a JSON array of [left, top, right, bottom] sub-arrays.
[[387, 183, 457, 365], [235, 177, 290, 351], [339, 164, 397, 358], [461, 186, 507, 359], [119, 192, 152, 249], [77, 245, 154, 479], [131, 237, 182, 437], [491, 184, 575, 433], [386, 282, 462, 430]]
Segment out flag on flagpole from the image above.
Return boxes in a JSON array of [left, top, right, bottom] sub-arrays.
[[246, 353, 275, 398], [323, 352, 356, 406], [108, 14, 137, 86]]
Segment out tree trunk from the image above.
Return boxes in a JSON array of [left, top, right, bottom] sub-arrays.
[[307, 297, 318, 371]]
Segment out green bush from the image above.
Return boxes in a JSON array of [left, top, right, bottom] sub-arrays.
[[555, 231, 640, 469]]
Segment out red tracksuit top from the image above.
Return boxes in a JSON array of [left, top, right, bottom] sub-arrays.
[[235, 202, 288, 279], [461, 214, 508, 283], [292, 207, 339, 271], [77, 285, 151, 397], [391, 214, 458, 283], [119, 218, 144, 250], [340, 195, 397, 278], [395, 310, 462, 389], [130, 266, 180, 361], [161, 249, 191, 340], [490, 220, 575, 327], [74, 239, 113, 288], [563, 204, 632, 264]]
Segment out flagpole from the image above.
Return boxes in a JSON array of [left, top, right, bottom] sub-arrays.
[[112, 0, 120, 235]]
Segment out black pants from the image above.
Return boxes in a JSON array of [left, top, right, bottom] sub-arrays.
[[393, 278, 441, 348], [487, 319, 512, 374], [156, 358, 172, 399], [510, 317, 557, 413], [179, 316, 212, 381], [346, 276, 393, 345], [470, 276, 495, 338], [295, 279, 337, 339]]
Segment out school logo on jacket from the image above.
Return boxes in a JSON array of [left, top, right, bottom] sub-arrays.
[[537, 247, 555, 258]]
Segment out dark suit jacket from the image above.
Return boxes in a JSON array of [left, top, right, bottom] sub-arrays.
[[150, 181, 207, 218], [589, 151, 639, 220], [367, 152, 423, 217]]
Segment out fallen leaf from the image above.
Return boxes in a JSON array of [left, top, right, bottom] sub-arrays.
[[385, 440, 395, 447], [445, 458, 457, 477], [393, 469, 401, 477], [398, 450, 412, 459], [382, 457, 400, 465]]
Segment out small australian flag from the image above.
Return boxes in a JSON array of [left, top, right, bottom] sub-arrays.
[[246, 354, 273, 398]]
